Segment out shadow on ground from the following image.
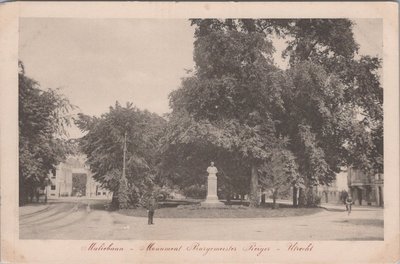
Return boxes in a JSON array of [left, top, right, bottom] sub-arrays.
[[334, 218, 384, 227]]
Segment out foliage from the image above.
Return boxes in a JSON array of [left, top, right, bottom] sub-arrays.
[[182, 184, 207, 199], [170, 19, 383, 208], [162, 26, 285, 207], [259, 143, 300, 207], [19, 61, 74, 205], [338, 57, 383, 173], [75, 102, 166, 207], [278, 20, 382, 176], [152, 185, 175, 201], [279, 60, 352, 186], [21, 19, 382, 211], [306, 192, 322, 207], [281, 19, 359, 65]]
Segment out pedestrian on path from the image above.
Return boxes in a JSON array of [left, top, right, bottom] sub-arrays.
[[345, 195, 353, 215], [147, 195, 158, 225]]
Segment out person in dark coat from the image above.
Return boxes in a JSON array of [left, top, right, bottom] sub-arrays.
[[146, 196, 158, 225], [345, 195, 353, 215]]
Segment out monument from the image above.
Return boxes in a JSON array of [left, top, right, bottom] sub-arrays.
[[201, 162, 224, 207]]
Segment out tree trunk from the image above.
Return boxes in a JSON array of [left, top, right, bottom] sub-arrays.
[[308, 186, 314, 207], [298, 188, 305, 207], [292, 186, 298, 207], [249, 164, 259, 207], [261, 193, 266, 205], [111, 191, 119, 209], [272, 189, 278, 209]]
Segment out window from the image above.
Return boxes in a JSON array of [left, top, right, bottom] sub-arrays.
[[50, 194, 55, 196], [103, 192, 106, 195], [97, 192, 101, 195], [51, 185, 56, 190]]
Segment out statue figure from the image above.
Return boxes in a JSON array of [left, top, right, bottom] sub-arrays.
[[207, 161, 218, 177]]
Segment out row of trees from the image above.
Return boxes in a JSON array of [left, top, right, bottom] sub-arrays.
[[20, 19, 382, 208], [158, 19, 382, 207]]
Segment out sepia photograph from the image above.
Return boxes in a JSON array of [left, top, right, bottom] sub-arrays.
[[0, 2, 398, 264], [18, 17, 384, 241]]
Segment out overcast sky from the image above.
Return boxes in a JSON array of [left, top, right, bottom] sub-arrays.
[[19, 18, 382, 138]]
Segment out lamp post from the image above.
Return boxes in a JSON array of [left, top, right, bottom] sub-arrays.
[[122, 130, 127, 181], [118, 126, 129, 209]]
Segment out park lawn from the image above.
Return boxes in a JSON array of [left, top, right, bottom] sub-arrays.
[[117, 206, 323, 218]]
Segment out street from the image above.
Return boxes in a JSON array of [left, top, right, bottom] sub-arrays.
[[19, 199, 383, 240]]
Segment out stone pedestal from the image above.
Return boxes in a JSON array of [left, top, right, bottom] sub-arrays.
[[201, 174, 224, 207], [205, 174, 218, 201]]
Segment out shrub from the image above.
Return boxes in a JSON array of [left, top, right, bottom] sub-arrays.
[[306, 191, 321, 207], [313, 195, 322, 206], [182, 185, 206, 199], [153, 186, 173, 201], [136, 186, 174, 208]]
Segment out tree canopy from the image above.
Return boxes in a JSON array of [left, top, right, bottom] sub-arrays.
[[163, 23, 292, 206], [19, 61, 74, 205], [161, 19, 383, 207], [75, 102, 166, 207], [19, 19, 382, 209]]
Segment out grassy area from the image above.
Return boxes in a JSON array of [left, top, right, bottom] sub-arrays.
[[117, 205, 322, 218]]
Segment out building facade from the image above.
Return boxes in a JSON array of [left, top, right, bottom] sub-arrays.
[[46, 155, 111, 199], [315, 167, 384, 207], [347, 168, 384, 206], [316, 169, 349, 204]]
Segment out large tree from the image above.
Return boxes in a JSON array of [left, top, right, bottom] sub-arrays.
[[278, 20, 382, 205], [19, 61, 74, 205], [164, 19, 382, 207], [278, 19, 382, 174], [162, 24, 288, 207], [75, 102, 166, 208]]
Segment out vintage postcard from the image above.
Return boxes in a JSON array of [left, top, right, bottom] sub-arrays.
[[0, 2, 398, 263]]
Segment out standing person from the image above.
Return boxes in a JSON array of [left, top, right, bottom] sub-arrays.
[[345, 195, 353, 215], [147, 195, 158, 225]]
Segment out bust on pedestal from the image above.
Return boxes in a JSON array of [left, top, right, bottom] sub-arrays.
[[201, 162, 224, 207]]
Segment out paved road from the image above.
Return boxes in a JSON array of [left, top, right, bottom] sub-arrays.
[[20, 199, 383, 240]]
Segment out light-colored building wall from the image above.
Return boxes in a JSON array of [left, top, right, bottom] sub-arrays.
[[316, 168, 348, 204], [336, 170, 348, 191], [47, 155, 112, 199]]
